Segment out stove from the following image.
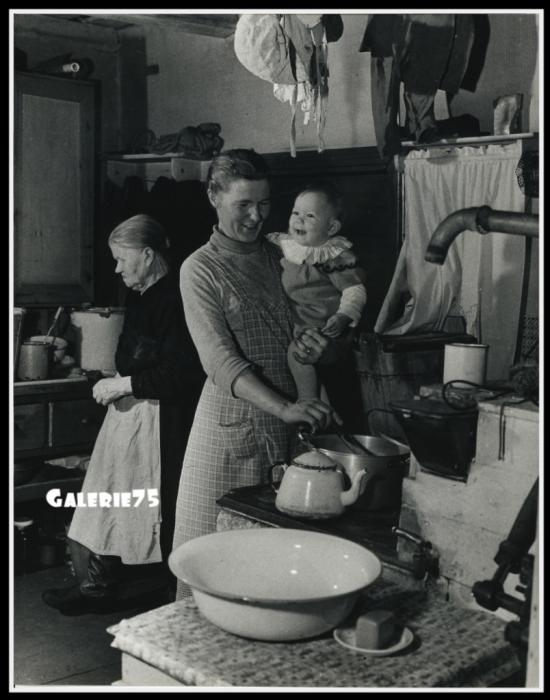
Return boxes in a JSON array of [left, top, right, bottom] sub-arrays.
[[217, 484, 401, 565]]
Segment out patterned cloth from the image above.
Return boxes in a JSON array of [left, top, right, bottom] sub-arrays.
[[173, 231, 297, 598]]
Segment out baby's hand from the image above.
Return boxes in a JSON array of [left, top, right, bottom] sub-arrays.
[[322, 313, 351, 338]]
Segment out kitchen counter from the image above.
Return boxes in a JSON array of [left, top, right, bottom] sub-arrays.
[[107, 564, 521, 687]]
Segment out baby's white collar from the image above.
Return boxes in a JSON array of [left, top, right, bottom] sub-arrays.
[[275, 233, 352, 265]]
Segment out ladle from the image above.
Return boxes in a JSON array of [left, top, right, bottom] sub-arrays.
[[45, 306, 64, 344]]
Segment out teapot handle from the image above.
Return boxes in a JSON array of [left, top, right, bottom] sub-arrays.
[[267, 461, 288, 493]]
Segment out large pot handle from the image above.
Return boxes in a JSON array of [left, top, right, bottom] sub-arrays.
[[267, 461, 288, 493]]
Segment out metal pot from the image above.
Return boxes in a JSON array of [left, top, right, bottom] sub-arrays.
[[17, 341, 52, 380], [310, 434, 410, 510]]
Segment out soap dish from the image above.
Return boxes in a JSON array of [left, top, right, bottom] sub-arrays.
[[333, 625, 414, 656]]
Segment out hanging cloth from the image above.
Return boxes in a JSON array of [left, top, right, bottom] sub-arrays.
[[274, 15, 330, 157], [375, 141, 525, 381]]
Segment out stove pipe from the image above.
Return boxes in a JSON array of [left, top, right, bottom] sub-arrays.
[[425, 206, 539, 264]]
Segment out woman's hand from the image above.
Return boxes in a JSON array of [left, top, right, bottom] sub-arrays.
[[92, 376, 133, 406], [293, 328, 329, 365], [279, 397, 334, 433]]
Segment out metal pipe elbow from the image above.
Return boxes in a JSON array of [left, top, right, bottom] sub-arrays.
[[425, 206, 539, 265], [425, 208, 479, 264]]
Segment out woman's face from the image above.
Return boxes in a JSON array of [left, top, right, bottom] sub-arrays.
[[110, 243, 151, 291], [209, 178, 271, 242]]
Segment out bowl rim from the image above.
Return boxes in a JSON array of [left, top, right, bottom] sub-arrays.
[[169, 528, 382, 605]]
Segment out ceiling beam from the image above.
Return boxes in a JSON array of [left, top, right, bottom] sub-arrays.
[[79, 13, 239, 38]]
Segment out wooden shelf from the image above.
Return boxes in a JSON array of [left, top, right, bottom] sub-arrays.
[[105, 155, 211, 188], [401, 132, 535, 147], [399, 132, 537, 156]]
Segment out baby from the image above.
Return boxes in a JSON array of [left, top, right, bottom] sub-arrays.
[[267, 181, 367, 402]]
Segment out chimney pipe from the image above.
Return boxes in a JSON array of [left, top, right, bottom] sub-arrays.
[[425, 206, 539, 264]]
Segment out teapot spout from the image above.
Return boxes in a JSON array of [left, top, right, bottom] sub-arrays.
[[340, 469, 368, 507]]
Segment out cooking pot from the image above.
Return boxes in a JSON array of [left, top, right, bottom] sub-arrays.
[[70, 307, 124, 373], [311, 434, 410, 510]]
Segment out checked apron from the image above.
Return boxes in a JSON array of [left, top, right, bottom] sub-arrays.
[[172, 244, 297, 598]]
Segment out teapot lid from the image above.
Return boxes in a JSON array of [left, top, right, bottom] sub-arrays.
[[292, 450, 338, 470]]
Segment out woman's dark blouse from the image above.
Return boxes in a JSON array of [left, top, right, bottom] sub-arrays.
[[115, 273, 202, 401], [114, 272, 204, 560]]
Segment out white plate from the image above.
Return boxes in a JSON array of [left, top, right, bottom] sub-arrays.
[[333, 624, 414, 656]]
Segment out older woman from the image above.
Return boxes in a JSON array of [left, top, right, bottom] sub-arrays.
[[43, 214, 203, 614], [172, 150, 334, 597]]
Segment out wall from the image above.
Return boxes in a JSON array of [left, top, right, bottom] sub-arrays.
[[122, 12, 539, 154], [119, 15, 372, 154]]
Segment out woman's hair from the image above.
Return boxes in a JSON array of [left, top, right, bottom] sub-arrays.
[[298, 180, 344, 222], [207, 149, 270, 196], [109, 214, 170, 276]]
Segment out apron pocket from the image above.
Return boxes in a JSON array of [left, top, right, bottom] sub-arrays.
[[218, 420, 257, 459]]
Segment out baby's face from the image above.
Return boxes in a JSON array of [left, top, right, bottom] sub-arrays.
[[288, 192, 340, 247]]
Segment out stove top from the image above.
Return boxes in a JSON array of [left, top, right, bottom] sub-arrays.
[[217, 484, 400, 564]]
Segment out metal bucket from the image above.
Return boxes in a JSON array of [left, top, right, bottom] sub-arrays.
[[70, 307, 124, 372]]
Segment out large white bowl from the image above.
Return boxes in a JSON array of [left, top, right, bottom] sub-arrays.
[[169, 528, 382, 641]]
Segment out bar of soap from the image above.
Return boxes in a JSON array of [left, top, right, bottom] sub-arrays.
[[355, 610, 396, 649]]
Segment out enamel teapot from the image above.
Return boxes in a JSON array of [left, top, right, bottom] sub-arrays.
[[269, 449, 367, 520]]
